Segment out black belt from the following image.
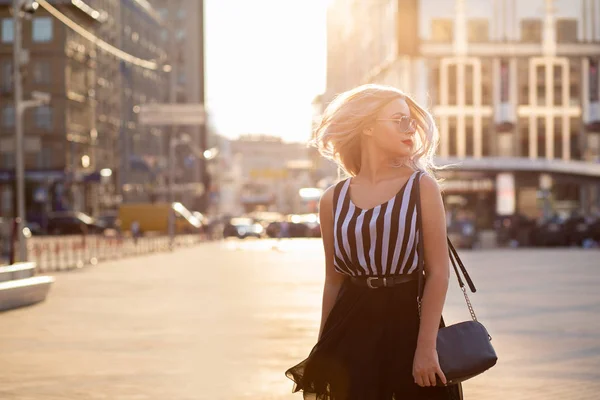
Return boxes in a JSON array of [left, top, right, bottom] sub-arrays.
[[350, 274, 419, 289]]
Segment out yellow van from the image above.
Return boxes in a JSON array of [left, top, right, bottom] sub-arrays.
[[118, 202, 202, 234]]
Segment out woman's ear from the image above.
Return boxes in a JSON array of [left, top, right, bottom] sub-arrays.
[[362, 125, 374, 137]]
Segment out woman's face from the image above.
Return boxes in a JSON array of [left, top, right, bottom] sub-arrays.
[[367, 97, 417, 158]]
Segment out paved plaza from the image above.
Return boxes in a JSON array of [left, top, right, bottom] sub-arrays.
[[1, 239, 599, 399]]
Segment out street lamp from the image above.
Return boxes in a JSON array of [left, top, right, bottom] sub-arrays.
[[167, 134, 214, 247], [12, 0, 50, 262]]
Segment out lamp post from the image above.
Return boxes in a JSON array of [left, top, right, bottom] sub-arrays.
[[12, 0, 26, 262], [12, 0, 48, 262], [167, 134, 214, 247]]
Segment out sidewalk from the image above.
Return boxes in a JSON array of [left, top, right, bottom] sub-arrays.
[[0, 240, 599, 399]]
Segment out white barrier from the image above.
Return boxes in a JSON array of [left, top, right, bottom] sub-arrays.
[[27, 234, 203, 273]]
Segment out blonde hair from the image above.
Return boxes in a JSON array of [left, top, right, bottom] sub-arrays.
[[312, 84, 440, 178]]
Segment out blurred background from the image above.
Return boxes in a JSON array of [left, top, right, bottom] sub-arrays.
[[0, 0, 599, 250], [0, 0, 599, 399], [1, 0, 598, 253]]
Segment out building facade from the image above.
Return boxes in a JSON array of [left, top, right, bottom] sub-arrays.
[[111, 0, 169, 205], [0, 0, 170, 221], [225, 135, 314, 215], [325, 0, 600, 228], [149, 0, 208, 212], [0, 0, 106, 220]]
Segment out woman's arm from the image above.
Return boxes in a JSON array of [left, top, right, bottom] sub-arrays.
[[413, 174, 450, 387], [317, 185, 347, 340]]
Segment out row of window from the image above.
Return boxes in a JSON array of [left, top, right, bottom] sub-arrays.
[[1, 17, 53, 43], [430, 18, 579, 43], [1, 58, 165, 92], [0, 60, 52, 89], [440, 125, 584, 160], [1, 106, 53, 129], [1, 148, 59, 169]]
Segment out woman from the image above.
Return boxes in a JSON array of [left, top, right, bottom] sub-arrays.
[[285, 84, 462, 399]]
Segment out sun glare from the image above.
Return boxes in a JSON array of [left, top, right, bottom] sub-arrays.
[[206, 0, 328, 143]]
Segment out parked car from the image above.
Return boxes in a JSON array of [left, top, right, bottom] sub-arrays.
[[223, 217, 264, 239], [530, 215, 567, 247], [97, 211, 119, 229], [46, 211, 106, 235], [266, 214, 321, 238], [447, 219, 478, 249]]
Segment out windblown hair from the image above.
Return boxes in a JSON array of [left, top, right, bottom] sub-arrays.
[[311, 84, 440, 178]]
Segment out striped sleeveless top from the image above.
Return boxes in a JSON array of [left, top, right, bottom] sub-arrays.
[[332, 170, 421, 277]]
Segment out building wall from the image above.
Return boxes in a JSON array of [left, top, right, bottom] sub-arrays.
[[117, 0, 169, 203], [229, 135, 313, 214], [0, 3, 101, 216], [137, 0, 207, 211], [0, 0, 170, 217], [325, 0, 600, 223]]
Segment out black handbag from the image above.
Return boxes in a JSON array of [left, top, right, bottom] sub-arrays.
[[414, 172, 498, 386]]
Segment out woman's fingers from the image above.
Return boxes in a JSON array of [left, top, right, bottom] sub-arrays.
[[421, 372, 432, 387], [416, 370, 444, 387], [436, 366, 447, 386], [414, 374, 424, 387], [428, 371, 438, 386]]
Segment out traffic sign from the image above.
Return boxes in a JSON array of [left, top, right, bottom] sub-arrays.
[[138, 103, 205, 125]]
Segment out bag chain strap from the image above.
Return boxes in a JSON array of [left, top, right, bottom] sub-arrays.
[[415, 171, 479, 323]]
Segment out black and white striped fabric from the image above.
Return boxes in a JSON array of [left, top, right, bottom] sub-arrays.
[[332, 170, 421, 277]]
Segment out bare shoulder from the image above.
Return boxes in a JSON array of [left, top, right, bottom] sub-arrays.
[[417, 173, 444, 207], [418, 173, 441, 194], [319, 184, 337, 213]]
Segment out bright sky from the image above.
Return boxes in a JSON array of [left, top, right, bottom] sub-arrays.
[[205, 0, 328, 144]]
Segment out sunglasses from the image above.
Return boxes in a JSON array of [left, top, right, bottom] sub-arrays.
[[376, 116, 417, 133]]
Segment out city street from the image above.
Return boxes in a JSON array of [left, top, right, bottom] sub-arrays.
[[1, 239, 599, 399]]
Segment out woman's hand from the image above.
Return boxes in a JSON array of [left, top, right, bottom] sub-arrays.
[[412, 345, 447, 387]]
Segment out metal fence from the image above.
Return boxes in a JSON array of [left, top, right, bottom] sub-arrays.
[[27, 234, 203, 273]]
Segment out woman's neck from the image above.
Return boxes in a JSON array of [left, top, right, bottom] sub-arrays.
[[355, 142, 412, 184]]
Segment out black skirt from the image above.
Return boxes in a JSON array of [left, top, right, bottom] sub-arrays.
[[285, 278, 463, 400]]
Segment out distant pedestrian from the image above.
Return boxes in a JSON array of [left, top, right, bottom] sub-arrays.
[[131, 220, 140, 245], [285, 84, 465, 399]]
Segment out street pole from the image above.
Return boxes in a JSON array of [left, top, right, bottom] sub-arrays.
[[168, 138, 175, 248], [12, 0, 27, 262], [167, 2, 178, 249]]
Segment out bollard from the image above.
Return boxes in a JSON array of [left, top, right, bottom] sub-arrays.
[[54, 241, 60, 271], [9, 218, 18, 265], [66, 239, 73, 270], [43, 242, 50, 272]]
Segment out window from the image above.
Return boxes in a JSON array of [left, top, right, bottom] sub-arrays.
[[1, 62, 12, 91], [521, 19, 542, 43], [590, 59, 599, 102], [557, 19, 578, 43], [177, 71, 186, 85], [2, 153, 15, 169], [468, 19, 489, 42], [157, 8, 168, 20], [431, 19, 453, 43], [2, 105, 14, 128], [37, 147, 54, 168], [1, 18, 13, 43], [500, 60, 510, 102], [32, 17, 53, 42], [35, 106, 52, 130], [33, 60, 51, 84]]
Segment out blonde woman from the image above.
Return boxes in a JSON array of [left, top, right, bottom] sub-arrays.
[[286, 84, 462, 399]]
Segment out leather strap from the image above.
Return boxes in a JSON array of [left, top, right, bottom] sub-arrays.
[[414, 171, 477, 306], [350, 274, 419, 289]]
